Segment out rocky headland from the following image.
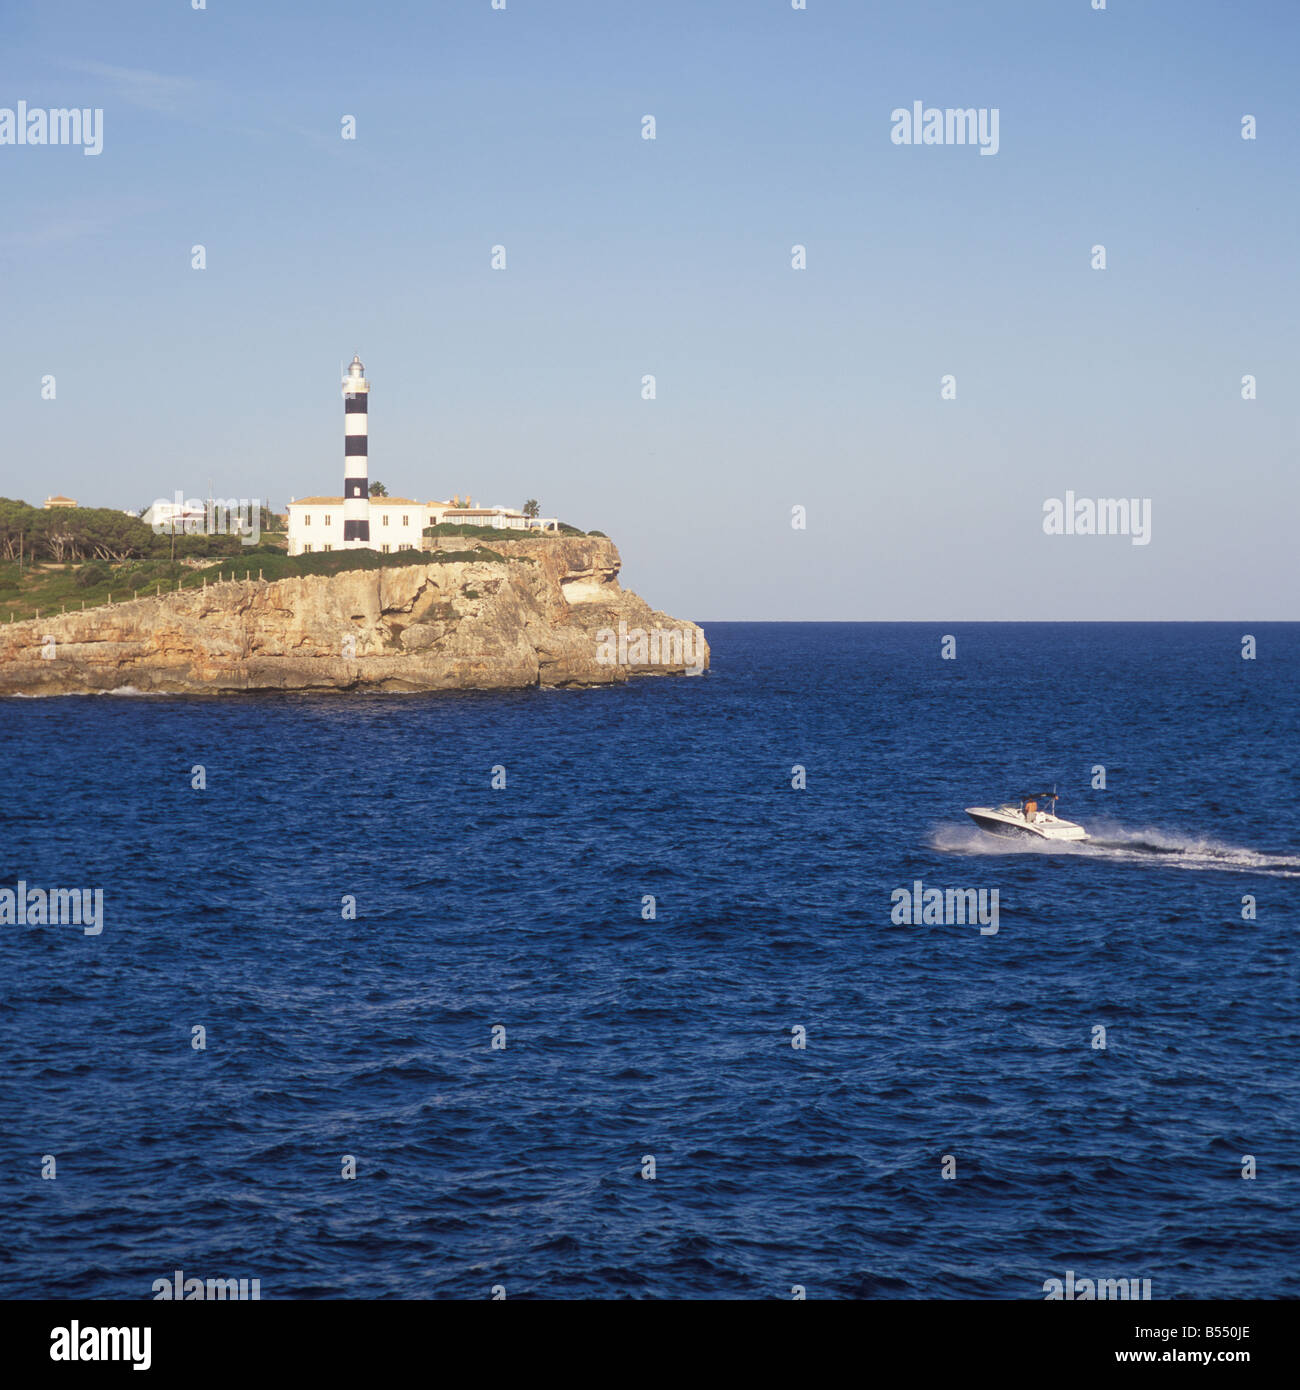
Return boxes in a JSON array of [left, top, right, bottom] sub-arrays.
[[0, 536, 708, 696]]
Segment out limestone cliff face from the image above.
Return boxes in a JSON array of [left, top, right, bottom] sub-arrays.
[[0, 537, 708, 696]]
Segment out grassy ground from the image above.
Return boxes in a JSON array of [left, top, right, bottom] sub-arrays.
[[0, 544, 532, 625]]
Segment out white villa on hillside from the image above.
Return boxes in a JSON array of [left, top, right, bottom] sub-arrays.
[[139, 497, 257, 536], [141, 499, 210, 532], [286, 496, 558, 556]]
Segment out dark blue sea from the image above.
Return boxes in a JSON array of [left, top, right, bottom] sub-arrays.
[[2, 623, 1297, 1300]]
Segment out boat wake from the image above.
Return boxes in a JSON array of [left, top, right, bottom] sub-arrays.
[[931, 821, 1300, 878]]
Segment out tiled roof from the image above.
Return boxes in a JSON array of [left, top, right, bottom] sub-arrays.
[[288, 496, 428, 507]]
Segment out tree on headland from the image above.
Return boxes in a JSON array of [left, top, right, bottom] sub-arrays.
[[522, 498, 540, 518], [0, 498, 153, 563], [49, 508, 152, 562], [0, 498, 37, 560], [369, 481, 388, 497]]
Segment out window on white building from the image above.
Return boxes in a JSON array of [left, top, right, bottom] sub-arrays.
[[324, 544, 332, 552], [324, 514, 331, 525], [303, 544, 313, 553], [382, 544, 390, 553], [402, 515, 409, 526], [304, 515, 311, 526]]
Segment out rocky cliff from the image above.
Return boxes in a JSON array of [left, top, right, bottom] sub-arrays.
[[0, 537, 708, 696]]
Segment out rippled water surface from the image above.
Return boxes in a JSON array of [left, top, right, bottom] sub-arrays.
[[2, 623, 1296, 1298]]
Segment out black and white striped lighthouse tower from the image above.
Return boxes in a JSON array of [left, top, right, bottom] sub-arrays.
[[342, 354, 370, 547]]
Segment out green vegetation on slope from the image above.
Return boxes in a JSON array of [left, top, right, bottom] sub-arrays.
[[0, 545, 524, 625]]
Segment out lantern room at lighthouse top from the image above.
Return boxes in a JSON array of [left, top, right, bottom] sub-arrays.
[[343, 354, 368, 395]]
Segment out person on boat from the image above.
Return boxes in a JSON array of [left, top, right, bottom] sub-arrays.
[[1023, 798, 1038, 822]]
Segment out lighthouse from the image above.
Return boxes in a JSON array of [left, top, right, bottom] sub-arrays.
[[342, 354, 370, 547]]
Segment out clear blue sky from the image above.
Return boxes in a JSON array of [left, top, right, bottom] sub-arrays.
[[3, 0, 1295, 619]]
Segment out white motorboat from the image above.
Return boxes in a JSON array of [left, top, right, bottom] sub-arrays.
[[965, 790, 1088, 842]]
